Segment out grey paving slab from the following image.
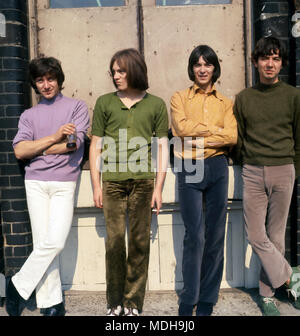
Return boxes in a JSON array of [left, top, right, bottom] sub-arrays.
[[0, 287, 299, 316]]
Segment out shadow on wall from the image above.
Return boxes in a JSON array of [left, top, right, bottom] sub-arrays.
[[227, 165, 260, 289], [60, 208, 107, 291], [0, 273, 5, 304], [60, 172, 106, 291]]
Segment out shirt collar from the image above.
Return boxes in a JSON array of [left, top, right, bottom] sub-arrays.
[[115, 91, 148, 110], [188, 83, 223, 101]]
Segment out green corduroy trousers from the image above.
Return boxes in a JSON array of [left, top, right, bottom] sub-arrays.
[[102, 179, 154, 312]]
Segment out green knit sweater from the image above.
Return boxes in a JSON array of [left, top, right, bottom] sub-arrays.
[[233, 81, 300, 178]]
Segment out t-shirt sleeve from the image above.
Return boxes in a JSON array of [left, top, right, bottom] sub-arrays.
[[72, 100, 90, 149], [91, 97, 106, 137], [154, 99, 169, 138], [12, 110, 34, 148]]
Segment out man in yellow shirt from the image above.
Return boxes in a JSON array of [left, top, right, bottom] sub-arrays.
[[171, 45, 237, 316]]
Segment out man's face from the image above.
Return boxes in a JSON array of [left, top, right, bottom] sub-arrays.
[[254, 50, 282, 84], [112, 61, 128, 91], [35, 73, 60, 99], [193, 56, 214, 91]]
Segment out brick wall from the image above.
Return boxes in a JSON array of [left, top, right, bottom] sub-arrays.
[[0, 208, 3, 274], [296, 20, 300, 88], [253, 0, 294, 83], [296, 34, 300, 264], [0, 0, 31, 276]]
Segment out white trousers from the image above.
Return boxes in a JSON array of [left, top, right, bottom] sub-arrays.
[[12, 180, 76, 308]]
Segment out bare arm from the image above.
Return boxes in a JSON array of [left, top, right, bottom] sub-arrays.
[[14, 123, 76, 160], [89, 135, 103, 208], [44, 138, 76, 155], [151, 137, 168, 214]]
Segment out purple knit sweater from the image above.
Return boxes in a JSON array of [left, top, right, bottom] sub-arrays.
[[13, 93, 90, 182]]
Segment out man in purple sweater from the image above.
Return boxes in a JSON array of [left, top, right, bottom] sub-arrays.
[[5, 57, 89, 316]]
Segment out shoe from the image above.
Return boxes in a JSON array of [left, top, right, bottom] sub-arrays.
[[259, 296, 280, 316], [196, 302, 213, 316], [5, 277, 24, 316], [178, 302, 194, 316], [42, 302, 66, 316], [106, 305, 123, 316], [286, 266, 300, 302], [292, 297, 300, 310], [123, 307, 139, 316]]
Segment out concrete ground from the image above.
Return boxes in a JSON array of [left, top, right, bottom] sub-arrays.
[[0, 287, 299, 316]]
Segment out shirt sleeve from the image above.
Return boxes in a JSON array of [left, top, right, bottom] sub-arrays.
[[72, 100, 90, 149], [231, 94, 245, 165], [154, 99, 169, 138], [12, 110, 34, 148], [204, 98, 238, 147], [170, 91, 211, 137], [91, 97, 106, 137]]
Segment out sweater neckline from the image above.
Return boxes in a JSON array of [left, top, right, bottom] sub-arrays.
[[256, 81, 283, 91], [40, 92, 63, 105]]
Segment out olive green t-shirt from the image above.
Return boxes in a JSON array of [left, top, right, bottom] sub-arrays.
[[91, 92, 169, 181]]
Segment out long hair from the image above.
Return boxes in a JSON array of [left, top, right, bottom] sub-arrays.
[[109, 48, 149, 91]]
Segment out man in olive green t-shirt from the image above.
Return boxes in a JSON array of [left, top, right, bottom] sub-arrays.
[[233, 36, 300, 316], [89, 49, 168, 316]]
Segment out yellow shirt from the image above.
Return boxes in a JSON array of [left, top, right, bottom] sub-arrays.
[[170, 84, 237, 160]]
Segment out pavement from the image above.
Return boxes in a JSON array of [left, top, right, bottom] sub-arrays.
[[0, 286, 299, 317]]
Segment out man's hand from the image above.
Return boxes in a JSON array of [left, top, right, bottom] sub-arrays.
[[53, 123, 76, 143], [93, 186, 103, 208], [151, 187, 162, 215]]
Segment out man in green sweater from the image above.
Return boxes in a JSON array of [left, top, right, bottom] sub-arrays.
[[233, 36, 300, 316]]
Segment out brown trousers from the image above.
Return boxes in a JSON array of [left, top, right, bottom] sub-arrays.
[[242, 164, 294, 297], [102, 179, 154, 311]]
